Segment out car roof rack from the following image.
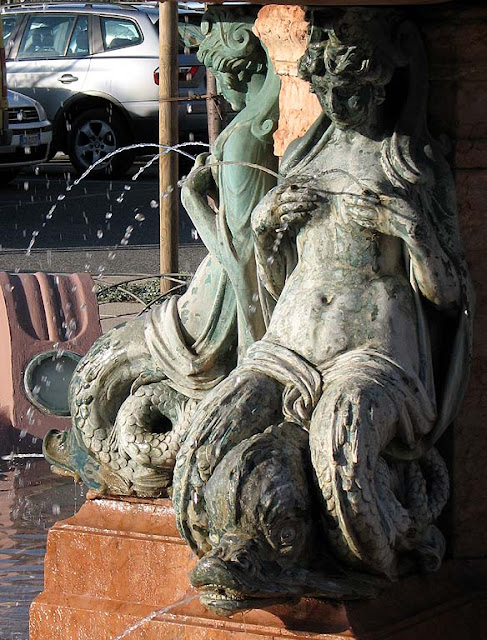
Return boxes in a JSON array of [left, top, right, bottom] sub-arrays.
[[0, 1, 204, 8]]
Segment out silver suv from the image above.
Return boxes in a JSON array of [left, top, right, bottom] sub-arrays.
[[0, 88, 52, 182], [1, 2, 206, 176]]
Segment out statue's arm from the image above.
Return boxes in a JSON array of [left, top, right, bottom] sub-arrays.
[[345, 192, 461, 309], [384, 195, 461, 309]]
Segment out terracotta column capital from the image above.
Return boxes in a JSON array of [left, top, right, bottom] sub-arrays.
[[255, 5, 321, 157]]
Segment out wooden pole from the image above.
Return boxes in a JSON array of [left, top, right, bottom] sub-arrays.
[[159, 0, 179, 293]]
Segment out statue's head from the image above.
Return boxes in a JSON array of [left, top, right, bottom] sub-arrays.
[[198, 7, 266, 111], [299, 9, 402, 130]]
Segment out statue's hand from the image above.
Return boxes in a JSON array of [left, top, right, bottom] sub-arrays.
[[341, 192, 382, 230], [184, 152, 216, 197], [252, 184, 319, 237], [276, 184, 319, 228], [343, 192, 424, 239]]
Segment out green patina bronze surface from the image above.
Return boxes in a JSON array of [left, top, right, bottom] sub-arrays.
[[43, 6, 280, 497]]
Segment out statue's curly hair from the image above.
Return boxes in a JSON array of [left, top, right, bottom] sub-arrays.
[[197, 6, 266, 78], [298, 9, 403, 90]]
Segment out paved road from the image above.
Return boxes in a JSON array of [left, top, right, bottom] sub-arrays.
[[0, 156, 206, 276]]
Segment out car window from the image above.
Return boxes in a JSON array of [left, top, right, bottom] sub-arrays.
[[1, 14, 21, 47], [101, 17, 142, 51], [153, 19, 201, 54], [18, 14, 76, 59], [67, 16, 89, 56]]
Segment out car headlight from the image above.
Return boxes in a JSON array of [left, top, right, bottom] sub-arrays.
[[36, 102, 47, 122]]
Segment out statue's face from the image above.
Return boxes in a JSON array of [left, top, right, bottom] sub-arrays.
[[312, 75, 376, 129], [213, 70, 247, 111]]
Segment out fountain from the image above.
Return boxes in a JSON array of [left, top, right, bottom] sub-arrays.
[[29, 1, 487, 639]]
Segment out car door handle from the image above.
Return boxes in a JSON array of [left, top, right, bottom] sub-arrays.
[[59, 74, 79, 84]]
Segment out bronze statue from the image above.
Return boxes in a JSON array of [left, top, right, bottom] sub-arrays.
[[173, 8, 473, 611], [43, 6, 280, 496]]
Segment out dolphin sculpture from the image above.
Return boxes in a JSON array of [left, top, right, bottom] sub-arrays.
[[188, 423, 385, 616]]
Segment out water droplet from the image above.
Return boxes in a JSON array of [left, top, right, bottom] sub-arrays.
[[46, 205, 56, 220], [105, 212, 113, 219], [150, 200, 158, 209], [97, 230, 104, 239], [134, 213, 145, 222], [124, 185, 131, 191], [57, 194, 65, 201], [52, 504, 61, 516]]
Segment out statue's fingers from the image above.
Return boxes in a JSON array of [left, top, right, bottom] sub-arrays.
[[281, 211, 311, 225], [277, 202, 316, 216], [279, 188, 318, 203], [193, 151, 211, 168]]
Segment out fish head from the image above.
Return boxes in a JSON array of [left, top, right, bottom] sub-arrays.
[[190, 423, 317, 614], [43, 428, 130, 495]]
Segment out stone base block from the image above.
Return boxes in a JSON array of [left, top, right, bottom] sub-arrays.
[[30, 495, 485, 640]]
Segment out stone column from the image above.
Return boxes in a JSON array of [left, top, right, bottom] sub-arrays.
[[254, 5, 321, 158]]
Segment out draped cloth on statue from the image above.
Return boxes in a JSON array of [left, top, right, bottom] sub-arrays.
[[144, 273, 236, 400], [238, 340, 437, 451]]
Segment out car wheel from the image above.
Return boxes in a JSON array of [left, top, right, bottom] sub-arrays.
[[68, 108, 134, 178]]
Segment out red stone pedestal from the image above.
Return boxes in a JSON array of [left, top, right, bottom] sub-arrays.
[[30, 495, 486, 640]]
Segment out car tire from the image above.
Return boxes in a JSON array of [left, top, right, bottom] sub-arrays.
[[68, 107, 134, 178]]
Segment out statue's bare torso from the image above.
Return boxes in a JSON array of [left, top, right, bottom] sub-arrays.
[[259, 133, 420, 373]]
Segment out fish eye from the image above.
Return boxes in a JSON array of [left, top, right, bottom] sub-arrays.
[[279, 524, 297, 546]]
